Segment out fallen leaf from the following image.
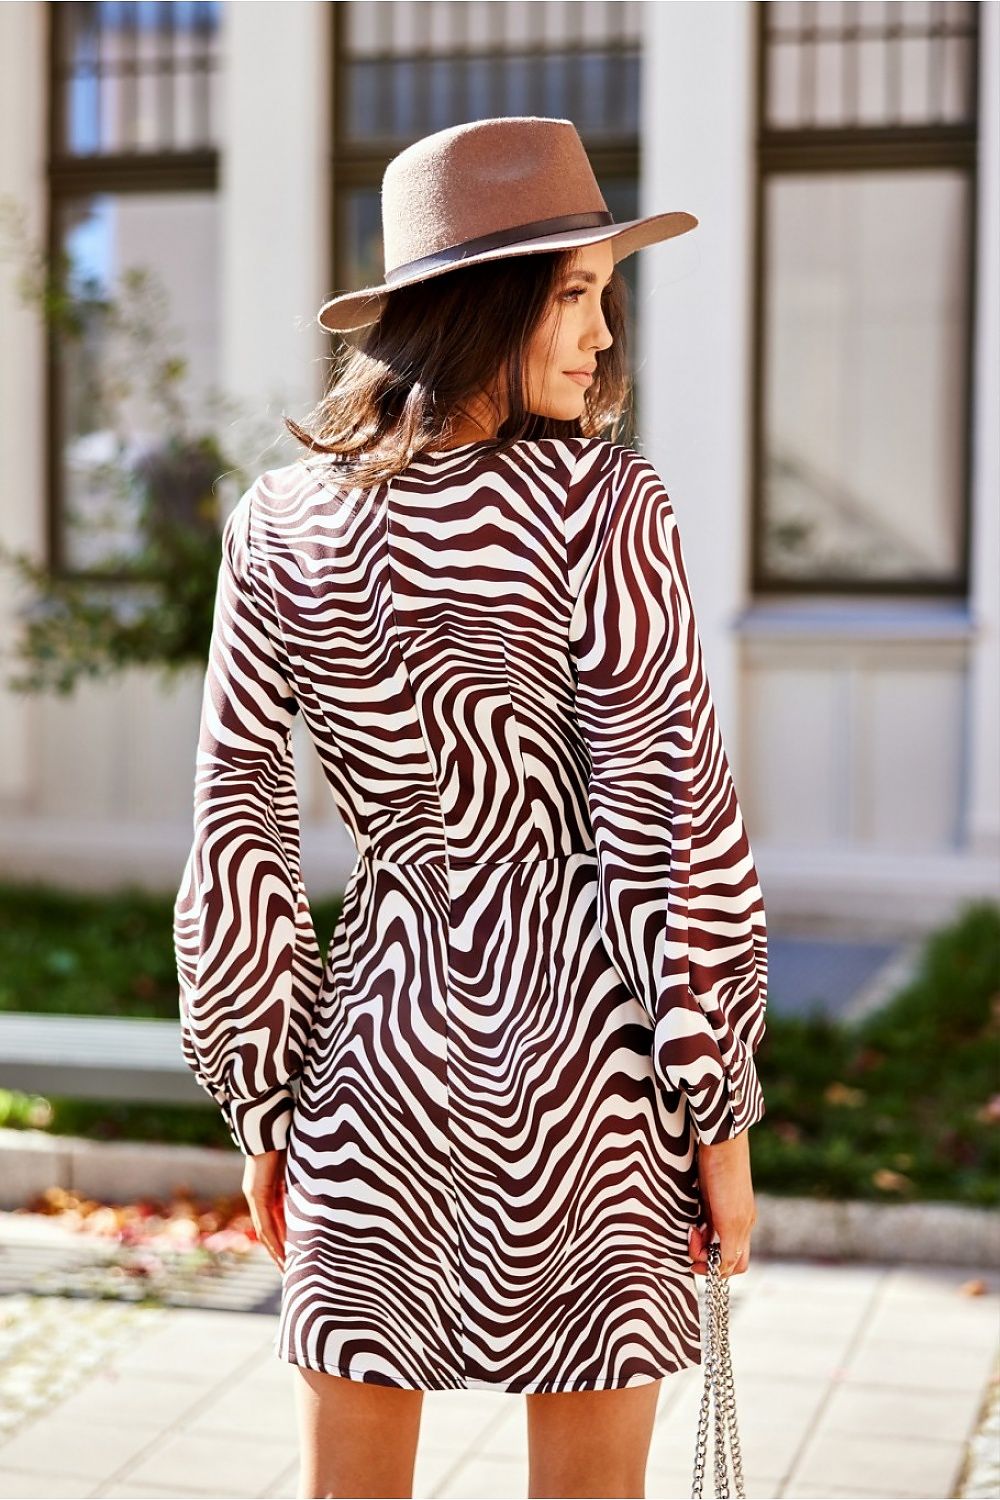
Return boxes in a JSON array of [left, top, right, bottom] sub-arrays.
[[872, 1168, 912, 1192]]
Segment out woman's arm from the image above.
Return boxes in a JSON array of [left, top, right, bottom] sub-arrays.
[[172, 478, 325, 1157], [567, 441, 768, 1148]]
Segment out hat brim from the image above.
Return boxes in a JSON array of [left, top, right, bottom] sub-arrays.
[[316, 210, 698, 333]]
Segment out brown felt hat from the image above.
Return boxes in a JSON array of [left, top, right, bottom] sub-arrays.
[[317, 115, 698, 333]]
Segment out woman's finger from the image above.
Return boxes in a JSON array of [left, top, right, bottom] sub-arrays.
[[720, 1240, 751, 1277], [249, 1192, 285, 1271], [688, 1219, 714, 1276], [690, 1224, 754, 1278], [272, 1178, 287, 1256]]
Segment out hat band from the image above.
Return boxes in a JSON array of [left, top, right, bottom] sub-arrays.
[[384, 210, 615, 284]]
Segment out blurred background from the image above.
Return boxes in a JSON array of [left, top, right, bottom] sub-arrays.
[[0, 4, 997, 1498]]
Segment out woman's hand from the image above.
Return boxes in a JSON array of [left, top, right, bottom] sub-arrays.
[[243, 1149, 288, 1272], [688, 1129, 757, 1279]]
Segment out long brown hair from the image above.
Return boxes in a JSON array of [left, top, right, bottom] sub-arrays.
[[282, 247, 633, 488]]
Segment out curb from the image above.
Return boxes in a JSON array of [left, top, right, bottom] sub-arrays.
[[750, 1191, 998, 1269], [1, 1127, 997, 1268], [0, 1127, 241, 1208]]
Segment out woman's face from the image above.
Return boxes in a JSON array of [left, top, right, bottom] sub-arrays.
[[524, 240, 616, 420]]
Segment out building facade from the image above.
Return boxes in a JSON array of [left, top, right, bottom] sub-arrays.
[[1, 1, 997, 933]]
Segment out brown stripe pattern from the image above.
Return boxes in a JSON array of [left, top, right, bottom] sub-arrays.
[[173, 436, 767, 1392]]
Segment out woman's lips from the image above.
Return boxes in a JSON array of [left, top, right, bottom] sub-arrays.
[[564, 371, 594, 386]]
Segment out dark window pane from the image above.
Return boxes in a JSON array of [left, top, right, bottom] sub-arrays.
[[343, 47, 638, 141], [55, 0, 221, 156], [762, 0, 977, 129], [340, 188, 384, 293]]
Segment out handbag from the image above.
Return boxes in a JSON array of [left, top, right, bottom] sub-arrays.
[[691, 1241, 747, 1499]]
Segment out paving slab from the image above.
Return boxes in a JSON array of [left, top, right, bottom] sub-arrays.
[[0, 1475, 101, 1500], [791, 1427, 967, 1495], [0, 1413, 158, 1483]]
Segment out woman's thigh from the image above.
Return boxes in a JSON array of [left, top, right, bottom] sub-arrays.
[[525, 1379, 663, 1499], [293, 1368, 425, 1500]]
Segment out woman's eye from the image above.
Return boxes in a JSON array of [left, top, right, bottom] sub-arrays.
[[562, 287, 610, 304]]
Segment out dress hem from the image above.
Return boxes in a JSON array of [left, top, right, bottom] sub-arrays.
[[272, 1341, 702, 1393]]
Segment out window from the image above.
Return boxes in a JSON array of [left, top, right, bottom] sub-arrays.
[[329, 1, 643, 435], [752, 0, 980, 593], [47, 0, 222, 577]]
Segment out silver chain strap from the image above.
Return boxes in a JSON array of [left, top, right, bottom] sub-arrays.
[[691, 1242, 746, 1499]]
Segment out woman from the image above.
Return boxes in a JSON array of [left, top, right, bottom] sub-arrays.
[[173, 116, 767, 1500]]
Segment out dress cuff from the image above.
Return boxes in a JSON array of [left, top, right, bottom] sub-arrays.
[[224, 1083, 296, 1156], [652, 1017, 766, 1146]]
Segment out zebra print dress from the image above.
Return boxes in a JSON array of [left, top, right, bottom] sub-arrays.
[[172, 435, 768, 1393]]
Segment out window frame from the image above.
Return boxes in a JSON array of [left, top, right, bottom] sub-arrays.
[[326, 2, 643, 437], [45, 1, 219, 582], [749, 0, 981, 598]]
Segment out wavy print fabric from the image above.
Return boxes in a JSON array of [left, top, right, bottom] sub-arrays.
[[172, 436, 767, 1391]]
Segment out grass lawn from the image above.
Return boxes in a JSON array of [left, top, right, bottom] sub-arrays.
[[1, 882, 997, 1206]]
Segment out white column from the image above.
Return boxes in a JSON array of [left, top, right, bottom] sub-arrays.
[[219, 0, 336, 834], [967, 0, 1000, 858], [219, 1, 332, 442], [637, 1, 755, 763], [0, 2, 47, 806]]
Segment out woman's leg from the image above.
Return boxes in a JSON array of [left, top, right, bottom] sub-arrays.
[[526, 1380, 662, 1499], [293, 1368, 425, 1500]]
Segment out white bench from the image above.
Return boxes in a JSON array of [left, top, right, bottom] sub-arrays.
[[0, 1013, 211, 1105]]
